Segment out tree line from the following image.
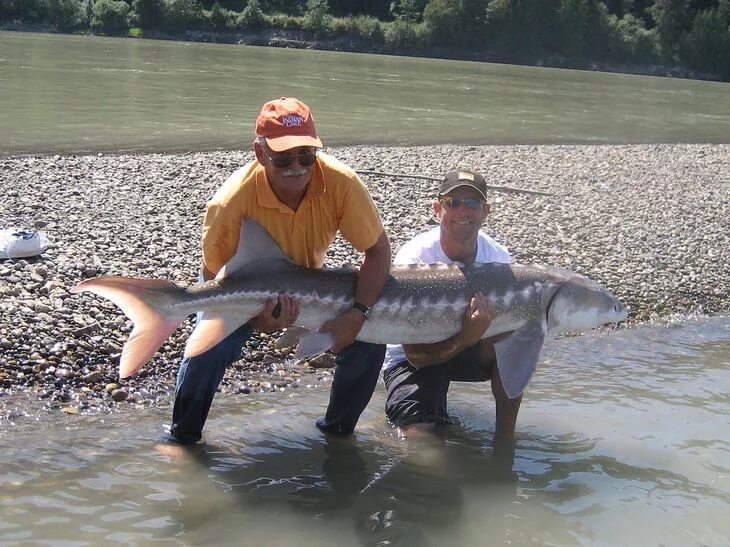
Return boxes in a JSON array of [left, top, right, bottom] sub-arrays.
[[2, 0, 729, 79]]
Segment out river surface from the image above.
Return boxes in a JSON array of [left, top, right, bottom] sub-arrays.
[[1, 316, 728, 546], [2, 31, 729, 546], [1, 31, 730, 155]]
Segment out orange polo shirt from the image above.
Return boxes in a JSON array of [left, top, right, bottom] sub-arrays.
[[201, 152, 384, 275]]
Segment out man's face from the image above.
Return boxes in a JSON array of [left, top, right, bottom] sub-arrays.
[[256, 143, 317, 197], [434, 186, 490, 242]]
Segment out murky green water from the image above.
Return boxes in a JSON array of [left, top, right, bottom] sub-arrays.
[[2, 30, 729, 546], [1, 31, 729, 155], [2, 316, 728, 545]]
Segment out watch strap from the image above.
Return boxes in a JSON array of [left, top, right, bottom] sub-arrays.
[[352, 302, 371, 319]]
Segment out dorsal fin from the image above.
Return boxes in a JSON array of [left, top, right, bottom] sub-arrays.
[[217, 218, 296, 279]]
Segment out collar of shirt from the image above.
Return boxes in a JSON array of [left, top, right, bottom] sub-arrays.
[[254, 160, 325, 213]]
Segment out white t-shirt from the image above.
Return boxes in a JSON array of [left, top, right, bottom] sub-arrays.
[[382, 226, 511, 370]]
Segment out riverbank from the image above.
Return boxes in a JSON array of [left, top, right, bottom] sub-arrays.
[[1, 143, 728, 420]]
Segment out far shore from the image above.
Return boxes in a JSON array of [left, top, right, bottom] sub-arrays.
[[0, 23, 723, 83], [1, 142, 728, 419]]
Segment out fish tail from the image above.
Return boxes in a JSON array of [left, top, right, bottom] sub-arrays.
[[71, 277, 188, 378]]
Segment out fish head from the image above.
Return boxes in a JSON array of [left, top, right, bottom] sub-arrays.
[[546, 278, 627, 333]]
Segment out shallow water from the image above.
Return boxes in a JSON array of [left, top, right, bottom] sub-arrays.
[[1, 316, 729, 546]]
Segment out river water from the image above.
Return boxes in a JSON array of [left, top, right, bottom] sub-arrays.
[[2, 315, 728, 545], [2, 31, 729, 546], [1, 31, 729, 155]]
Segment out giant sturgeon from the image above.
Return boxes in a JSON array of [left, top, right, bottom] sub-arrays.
[[72, 220, 627, 398]]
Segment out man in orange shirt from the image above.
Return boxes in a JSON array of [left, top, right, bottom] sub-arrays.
[[167, 97, 391, 445]]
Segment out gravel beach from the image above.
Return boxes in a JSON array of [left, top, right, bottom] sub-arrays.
[[1, 143, 728, 418]]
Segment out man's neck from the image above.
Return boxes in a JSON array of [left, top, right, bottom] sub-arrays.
[[441, 235, 478, 265], [274, 188, 306, 211]]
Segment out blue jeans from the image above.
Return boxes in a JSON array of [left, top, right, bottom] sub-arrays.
[[167, 325, 385, 445]]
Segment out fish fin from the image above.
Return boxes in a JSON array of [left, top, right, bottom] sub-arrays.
[[218, 219, 297, 279], [184, 312, 246, 358], [72, 277, 188, 378], [275, 326, 311, 349], [494, 322, 546, 399], [217, 258, 297, 280], [121, 319, 183, 378], [294, 331, 336, 360]]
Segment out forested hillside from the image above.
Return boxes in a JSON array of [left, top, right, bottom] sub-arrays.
[[2, 0, 728, 80]]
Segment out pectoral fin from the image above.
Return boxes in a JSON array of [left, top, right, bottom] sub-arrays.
[[275, 326, 311, 349], [184, 312, 247, 358], [494, 323, 546, 399], [294, 331, 335, 360]]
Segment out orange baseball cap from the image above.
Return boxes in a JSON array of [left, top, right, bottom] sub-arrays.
[[255, 97, 323, 151]]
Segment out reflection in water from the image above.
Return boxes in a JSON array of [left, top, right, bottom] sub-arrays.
[[0, 316, 729, 545]]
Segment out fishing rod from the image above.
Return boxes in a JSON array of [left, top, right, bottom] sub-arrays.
[[357, 170, 555, 196]]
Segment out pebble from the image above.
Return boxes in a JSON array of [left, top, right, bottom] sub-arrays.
[[0, 144, 728, 416], [309, 354, 336, 369], [82, 371, 103, 384], [111, 389, 128, 402]]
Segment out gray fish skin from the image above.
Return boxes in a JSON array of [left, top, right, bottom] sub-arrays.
[[72, 220, 627, 395], [179, 262, 617, 344]]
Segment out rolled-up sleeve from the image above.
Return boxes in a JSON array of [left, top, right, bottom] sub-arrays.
[[337, 175, 384, 252], [201, 201, 242, 277]]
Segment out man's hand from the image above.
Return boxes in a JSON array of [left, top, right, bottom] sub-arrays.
[[404, 291, 496, 368], [319, 308, 366, 353], [249, 294, 299, 333], [460, 291, 497, 346]]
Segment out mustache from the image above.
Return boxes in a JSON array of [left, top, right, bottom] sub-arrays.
[[282, 168, 307, 177]]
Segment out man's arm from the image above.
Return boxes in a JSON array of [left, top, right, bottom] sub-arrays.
[[404, 292, 495, 367], [201, 260, 300, 333], [321, 230, 391, 353]]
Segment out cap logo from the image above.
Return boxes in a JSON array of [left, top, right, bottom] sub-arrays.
[[282, 114, 304, 128], [458, 171, 475, 181]]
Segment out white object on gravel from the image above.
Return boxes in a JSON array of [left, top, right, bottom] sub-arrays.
[[0, 228, 49, 259]]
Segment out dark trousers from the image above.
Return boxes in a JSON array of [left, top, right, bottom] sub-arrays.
[[315, 341, 386, 436], [167, 325, 385, 445], [383, 343, 494, 427]]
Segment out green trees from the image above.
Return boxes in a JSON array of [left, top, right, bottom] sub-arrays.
[[0, 0, 727, 80], [131, 0, 162, 28], [557, 0, 611, 59], [208, 2, 237, 30], [487, 0, 560, 58], [45, 0, 85, 30], [239, 0, 266, 29], [303, 0, 332, 37], [390, 0, 428, 21], [682, 3, 730, 76], [422, 0, 486, 47], [607, 13, 660, 63], [91, 0, 130, 32], [162, 0, 202, 31], [649, 0, 690, 59], [1, 0, 47, 21]]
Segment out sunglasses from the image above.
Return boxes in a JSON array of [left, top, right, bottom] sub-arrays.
[[267, 151, 317, 168], [439, 196, 485, 210]]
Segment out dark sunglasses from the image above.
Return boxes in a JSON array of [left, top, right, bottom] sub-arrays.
[[439, 196, 485, 210], [267, 151, 317, 168]]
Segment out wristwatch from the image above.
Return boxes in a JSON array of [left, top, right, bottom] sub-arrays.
[[352, 302, 372, 319]]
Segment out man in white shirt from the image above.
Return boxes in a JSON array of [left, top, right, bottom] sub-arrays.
[[382, 170, 523, 436]]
